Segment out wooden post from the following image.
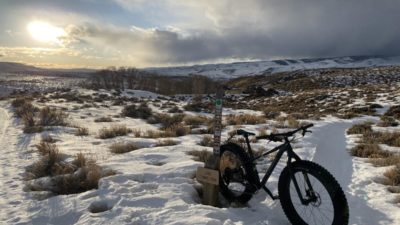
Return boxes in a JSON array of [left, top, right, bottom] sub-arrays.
[[201, 88, 224, 206]]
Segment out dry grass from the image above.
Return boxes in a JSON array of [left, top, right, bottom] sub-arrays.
[[186, 149, 212, 163], [383, 165, 400, 186], [226, 114, 265, 125], [183, 116, 211, 127], [26, 150, 115, 195], [198, 135, 213, 147], [165, 124, 190, 137], [378, 116, 398, 127], [385, 105, 400, 120], [154, 139, 178, 147], [98, 125, 132, 139], [41, 135, 57, 143], [363, 131, 400, 147], [349, 144, 391, 158], [275, 115, 300, 128], [109, 142, 139, 154], [38, 107, 68, 126], [122, 103, 153, 119], [347, 122, 373, 135], [35, 141, 58, 156], [75, 127, 89, 136], [148, 113, 184, 129], [369, 156, 400, 167], [94, 117, 113, 122]]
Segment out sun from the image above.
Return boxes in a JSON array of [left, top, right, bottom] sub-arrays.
[[27, 21, 66, 44]]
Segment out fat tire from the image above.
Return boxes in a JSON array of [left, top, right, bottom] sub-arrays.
[[278, 160, 349, 225], [219, 143, 257, 204]]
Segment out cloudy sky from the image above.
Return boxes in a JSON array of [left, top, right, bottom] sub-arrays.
[[0, 0, 399, 68]]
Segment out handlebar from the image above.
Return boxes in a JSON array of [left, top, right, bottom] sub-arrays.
[[256, 124, 314, 142]]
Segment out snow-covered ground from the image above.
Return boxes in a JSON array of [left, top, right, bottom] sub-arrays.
[[0, 89, 399, 225], [145, 56, 400, 79]]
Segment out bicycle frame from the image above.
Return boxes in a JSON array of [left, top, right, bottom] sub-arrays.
[[241, 135, 316, 204]]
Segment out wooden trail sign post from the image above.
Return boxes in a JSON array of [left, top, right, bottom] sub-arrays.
[[197, 88, 224, 206]]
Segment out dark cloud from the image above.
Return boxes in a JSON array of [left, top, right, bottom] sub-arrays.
[[74, 0, 400, 64]]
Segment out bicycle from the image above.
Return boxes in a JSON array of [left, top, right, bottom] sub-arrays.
[[219, 124, 349, 225]]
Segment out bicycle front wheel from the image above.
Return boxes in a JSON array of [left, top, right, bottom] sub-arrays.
[[278, 160, 349, 225]]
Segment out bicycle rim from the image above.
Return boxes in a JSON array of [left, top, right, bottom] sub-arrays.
[[290, 171, 334, 225], [220, 150, 248, 197]]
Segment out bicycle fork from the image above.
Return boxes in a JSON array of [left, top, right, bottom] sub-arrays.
[[287, 149, 318, 205]]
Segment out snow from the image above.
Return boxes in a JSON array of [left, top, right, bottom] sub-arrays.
[[1, 91, 400, 224], [145, 56, 400, 79]]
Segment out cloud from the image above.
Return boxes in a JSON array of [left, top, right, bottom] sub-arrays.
[[109, 0, 400, 64], [2, 0, 400, 67]]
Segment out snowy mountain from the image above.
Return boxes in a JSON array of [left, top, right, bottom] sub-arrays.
[[145, 55, 400, 79]]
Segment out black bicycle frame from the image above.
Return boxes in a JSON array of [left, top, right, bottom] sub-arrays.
[[243, 136, 315, 204]]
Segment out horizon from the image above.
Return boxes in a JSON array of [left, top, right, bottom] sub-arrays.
[[1, 1, 399, 69]]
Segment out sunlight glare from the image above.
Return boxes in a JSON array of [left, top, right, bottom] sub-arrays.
[[27, 21, 66, 44]]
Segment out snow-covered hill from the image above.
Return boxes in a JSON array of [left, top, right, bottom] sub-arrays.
[[145, 56, 400, 79]]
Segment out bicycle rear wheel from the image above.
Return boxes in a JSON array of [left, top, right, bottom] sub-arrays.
[[278, 160, 349, 225], [219, 143, 257, 204]]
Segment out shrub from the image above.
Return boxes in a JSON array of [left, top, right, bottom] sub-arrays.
[[109, 142, 139, 154], [35, 141, 58, 156], [155, 139, 178, 147], [98, 125, 132, 139], [26, 147, 61, 179], [168, 105, 183, 113], [226, 114, 265, 125], [383, 165, 400, 186], [199, 135, 213, 147], [38, 107, 68, 126], [11, 97, 30, 108], [385, 105, 400, 120], [369, 156, 400, 167], [347, 122, 373, 135], [184, 116, 210, 127], [14, 102, 38, 118], [148, 113, 184, 129], [94, 117, 113, 122], [165, 124, 190, 137], [350, 144, 391, 158], [122, 103, 152, 119], [75, 127, 89, 136], [186, 149, 212, 163], [378, 116, 398, 127]]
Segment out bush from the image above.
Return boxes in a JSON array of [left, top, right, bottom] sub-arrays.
[[184, 116, 210, 127], [14, 102, 38, 118], [347, 122, 373, 135], [38, 107, 68, 126], [98, 125, 132, 139], [109, 142, 139, 154], [94, 117, 113, 122], [383, 165, 400, 186], [385, 105, 400, 120], [168, 106, 183, 113], [350, 144, 391, 158], [226, 114, 265, 125], [35, 141, 58, 156], [186, 149, 212, 163], [75, 127, 89, 136], [11, 97, 31, 108], [378, 116, 398, 127], [147, 113, 184, 129], [199, 135, 213, 147], [155, 139, 178, 147], [165, 124, 190, 137], [122, 103, 152, 119]]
